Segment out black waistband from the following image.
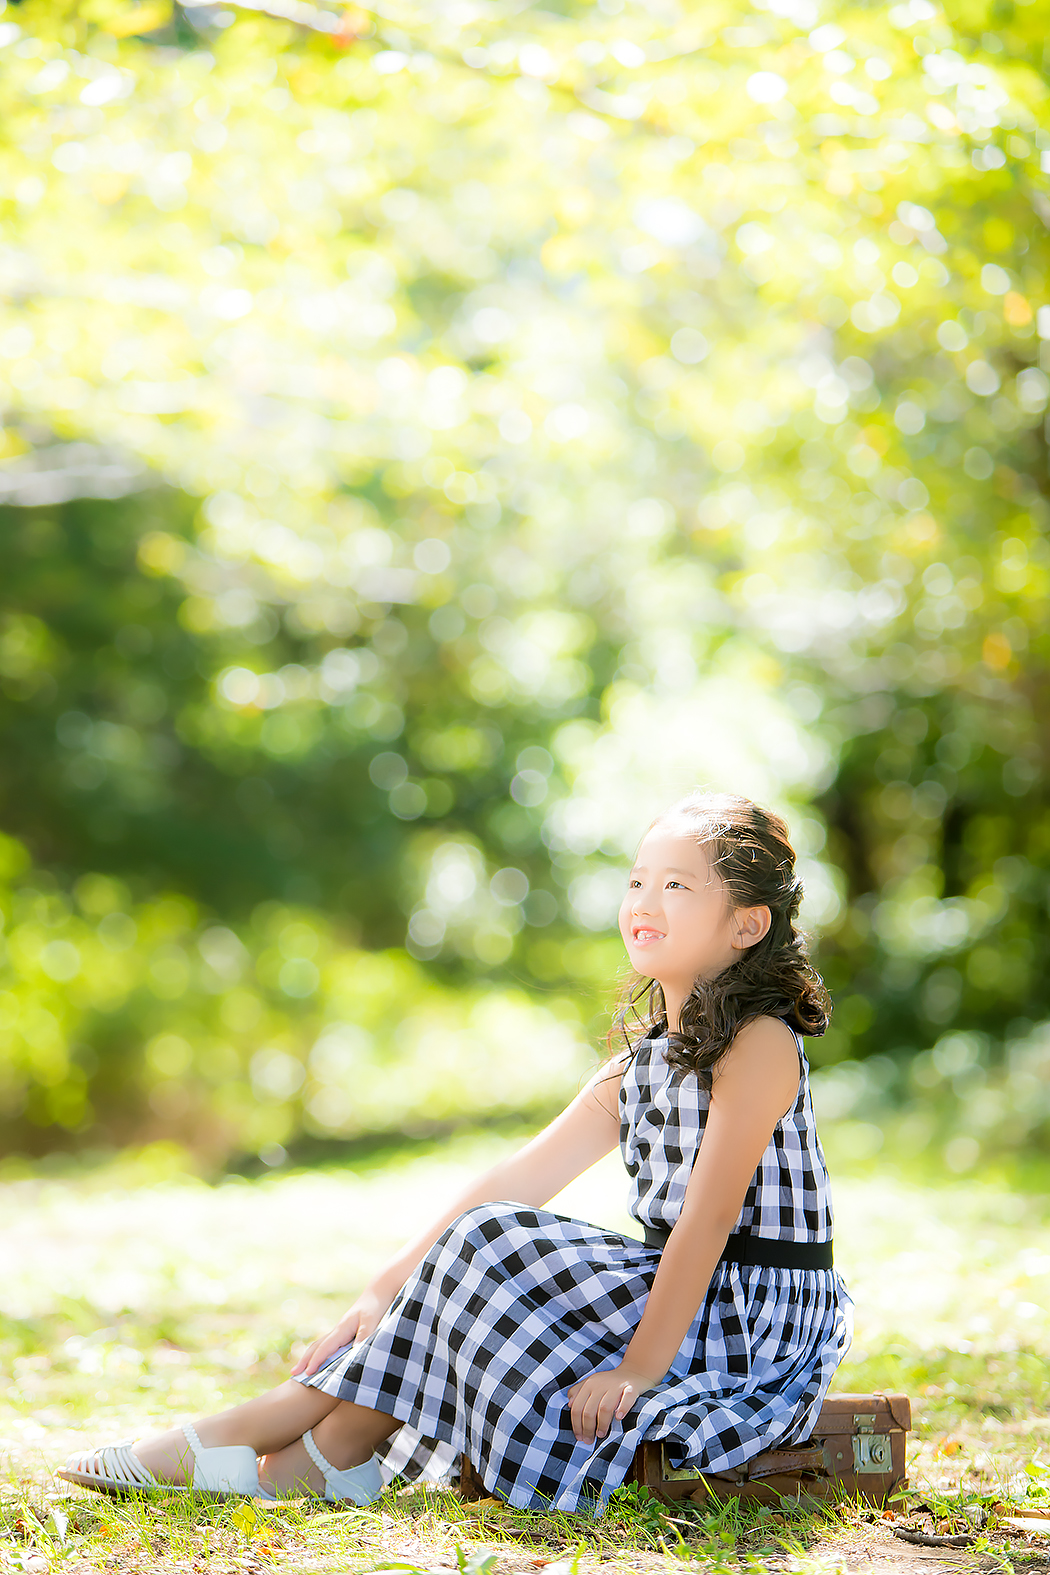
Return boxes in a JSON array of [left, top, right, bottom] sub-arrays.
[[641, 1225, 833, 1270]]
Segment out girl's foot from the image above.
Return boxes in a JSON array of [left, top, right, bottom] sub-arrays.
[[59, 1423, 267, 1499], [59, 1388, 391, 1503], [259, 1430, 383, 1503]]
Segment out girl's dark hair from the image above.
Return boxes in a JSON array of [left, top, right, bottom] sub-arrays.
[[613, 791, 830, 1085]]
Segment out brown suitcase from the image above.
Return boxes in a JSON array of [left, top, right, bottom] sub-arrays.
[[628, 1391, 911, 1508]]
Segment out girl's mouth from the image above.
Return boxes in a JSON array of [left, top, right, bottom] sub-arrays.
[[631, 927, 665, 946]]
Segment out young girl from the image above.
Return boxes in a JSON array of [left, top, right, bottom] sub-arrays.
[[61, 791, 852, 1514]]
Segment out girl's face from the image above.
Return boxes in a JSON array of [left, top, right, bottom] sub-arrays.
[[618, 827, 769, 997]]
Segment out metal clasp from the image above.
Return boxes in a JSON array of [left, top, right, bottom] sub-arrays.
[[853, 1433, 893, 1473]]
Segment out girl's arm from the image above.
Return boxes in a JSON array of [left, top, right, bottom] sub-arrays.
[[567, 1017, 801, 1443], [293, 1055, 625, 1375]]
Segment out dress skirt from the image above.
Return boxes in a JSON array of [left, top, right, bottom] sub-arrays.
[[296, 1200, 854, 1514]]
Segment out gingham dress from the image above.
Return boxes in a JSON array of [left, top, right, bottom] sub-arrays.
[[297, 1026, 853, 1513]]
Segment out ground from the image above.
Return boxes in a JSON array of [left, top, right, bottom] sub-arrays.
[[4, 1136, 1050, 1574]]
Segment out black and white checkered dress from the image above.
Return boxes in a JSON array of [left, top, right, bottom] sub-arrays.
[[296, 1027, 853, 1513]]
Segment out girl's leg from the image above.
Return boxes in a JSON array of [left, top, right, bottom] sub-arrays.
[[132, 1381, 344, 1485], [259, 1398, 400, 1496]]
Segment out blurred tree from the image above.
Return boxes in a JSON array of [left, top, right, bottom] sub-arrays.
[[0, 0, 1047, 1167]]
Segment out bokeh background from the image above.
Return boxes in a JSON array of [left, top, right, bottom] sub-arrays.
[[1, 0, 1047, 1186]]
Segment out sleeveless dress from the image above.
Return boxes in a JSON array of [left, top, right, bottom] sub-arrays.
[[296, 1028, 853, 1513]]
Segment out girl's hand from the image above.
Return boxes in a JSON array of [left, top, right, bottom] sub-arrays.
[[566, 1365, 654, 1444], [291, 1284, 397, 1377]]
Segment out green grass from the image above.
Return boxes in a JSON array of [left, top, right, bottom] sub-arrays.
[[4, 1135, 1050, 1572]]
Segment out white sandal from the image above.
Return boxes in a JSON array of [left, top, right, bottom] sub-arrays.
[[58, 1422, 269, 1499], [301, 1428, 383, 1504]]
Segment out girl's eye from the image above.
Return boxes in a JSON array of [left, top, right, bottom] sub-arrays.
[[667, 880, 683, 890]]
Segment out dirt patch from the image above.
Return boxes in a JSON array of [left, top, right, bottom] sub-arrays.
[[804, 1523, 997, 1575]]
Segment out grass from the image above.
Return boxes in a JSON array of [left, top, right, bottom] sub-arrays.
[[4, 1134, 1050, 1573]]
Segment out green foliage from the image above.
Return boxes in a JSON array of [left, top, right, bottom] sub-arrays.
[[454, 1546, 499, 1575], [606, 1480, 672, 1543], [0, 821, 589, 1160], [0, 0, 1047, 1162]]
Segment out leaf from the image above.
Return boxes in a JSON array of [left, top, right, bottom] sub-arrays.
[[230, 1502, 260, 1536], [453, 1547, 497, 1575]]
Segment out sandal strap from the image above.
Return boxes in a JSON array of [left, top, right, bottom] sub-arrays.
[[80, 1443, 159, 1489], [301, 1428, 332, 1484], [301, 1430, 381, 1505], [180, 1422, 263, 1495]]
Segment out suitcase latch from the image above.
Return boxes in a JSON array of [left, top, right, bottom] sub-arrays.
[[853, 1413, 877, 1430], [853, 1432, 892, 1472]]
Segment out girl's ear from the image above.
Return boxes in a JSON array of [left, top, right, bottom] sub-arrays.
[[730, 905, 771, 950]]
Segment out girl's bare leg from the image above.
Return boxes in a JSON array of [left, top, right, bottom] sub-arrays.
[[259, 1399, 400, 1496], [132, 1381, 343, 1485]]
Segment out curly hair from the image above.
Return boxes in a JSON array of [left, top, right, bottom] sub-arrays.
[[612, 790, 830, 1086]]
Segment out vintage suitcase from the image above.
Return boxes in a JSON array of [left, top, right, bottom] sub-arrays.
[[458, 1393, 910, 1509], [628, 1391, 911, 1508]]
